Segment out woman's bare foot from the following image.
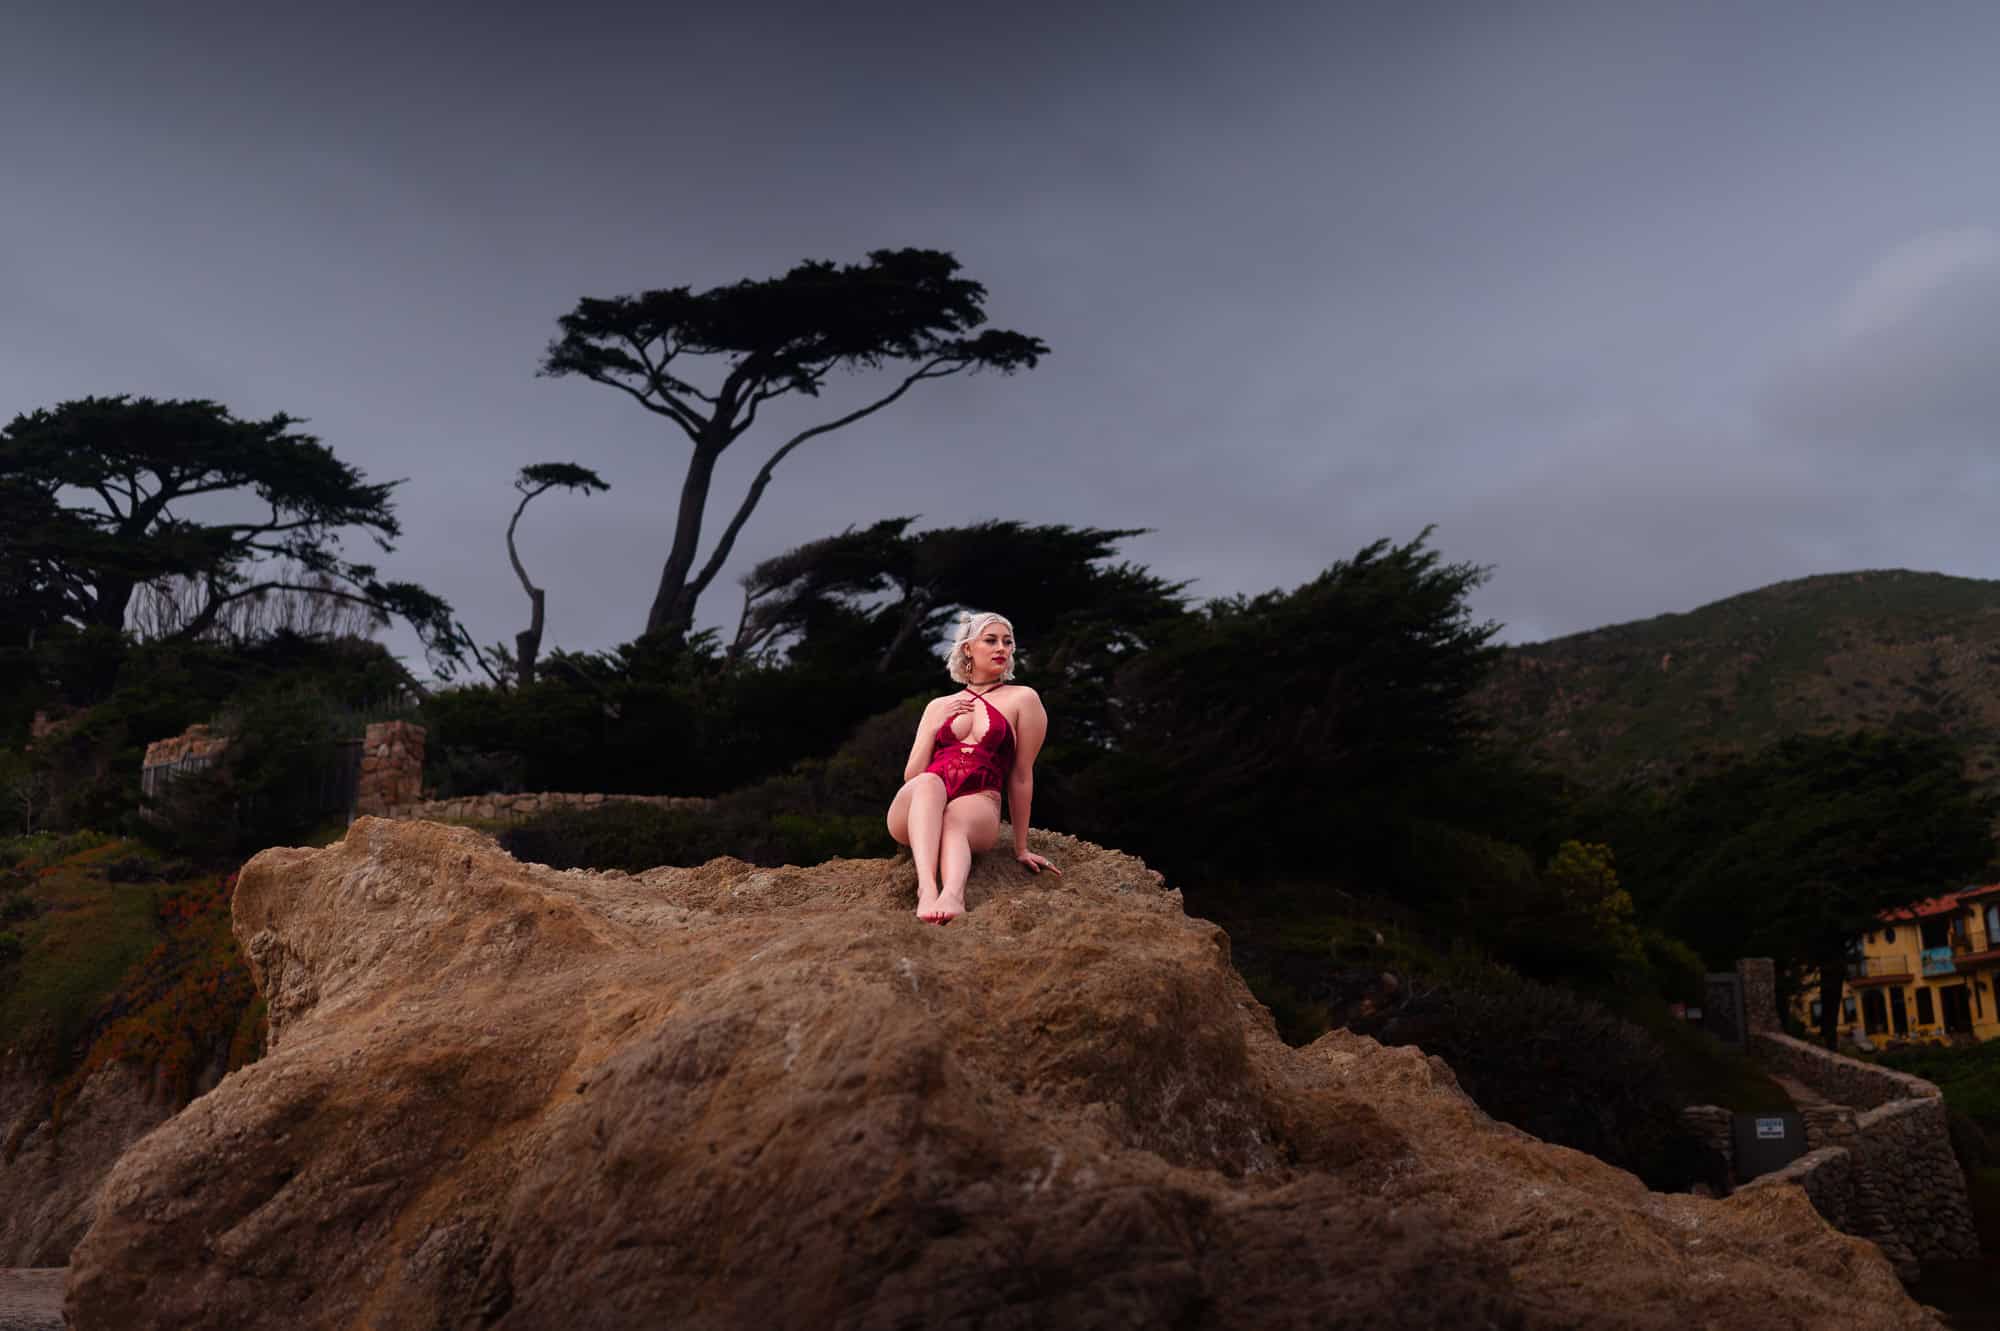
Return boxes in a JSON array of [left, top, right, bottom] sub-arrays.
[[915, 882, 942, 923], [933, 885, 966, 925]]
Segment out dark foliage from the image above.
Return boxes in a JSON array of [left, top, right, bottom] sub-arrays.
[[102, 855, 197, 884], [501, 800, 889, 874], [136, 684, 367, 862], [424, 639, 915, 798], [1369, 971, 1694, 1188], [1070, 530, 1501, 895], [23, 634, 410, 836], [0, 395, 458, 670], [498, 698, 916, 871], [1948, 1107, 1994, 1174]]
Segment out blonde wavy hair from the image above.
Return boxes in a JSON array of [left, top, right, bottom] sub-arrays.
[[945, 610, 1019, 685]]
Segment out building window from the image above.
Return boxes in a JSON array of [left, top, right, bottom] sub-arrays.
[[1885, 926, 1898, 944], [1811, 999, 1824, 1024], [1917, 988, 1936, 1025], [1843, 996, 1857, 1023]]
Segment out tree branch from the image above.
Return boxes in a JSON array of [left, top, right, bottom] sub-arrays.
[[684, 356, 966, 605], [506, 484, 547, 600], [171, 578, 378, 643], [585, 369, 708, 443], [452, 619, 510, 689], [636, 336, 721, 406]]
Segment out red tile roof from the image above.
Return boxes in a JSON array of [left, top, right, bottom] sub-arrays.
[[1880, 886, 2000, 921]]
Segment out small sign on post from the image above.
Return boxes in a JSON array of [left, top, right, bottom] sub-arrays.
[[1733, 1111, 1807, 1180]]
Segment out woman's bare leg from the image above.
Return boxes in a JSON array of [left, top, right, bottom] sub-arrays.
[[888, 774, 948, 920], [934, 793, 1001, 924]]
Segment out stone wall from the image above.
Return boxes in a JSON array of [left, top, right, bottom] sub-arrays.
[[1746, 1028, 1978, 1275], [139, 723, 230, 776], [355, 721, 425, 817], [1750, 1030, 1939, 1113], [1680, 1104, 1734, 1175], [1850, 1096, 1980, 1271], [1799, 1098, 1860, 1150], [138, 723, 232, 812], [1738, 1147, 1855, 1236], [378, 791, 713, 824]]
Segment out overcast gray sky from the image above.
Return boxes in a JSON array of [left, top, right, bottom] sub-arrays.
[[9, 0, 2000, 675]]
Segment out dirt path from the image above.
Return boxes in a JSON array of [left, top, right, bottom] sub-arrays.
[[0, 1269, 63, 1330]]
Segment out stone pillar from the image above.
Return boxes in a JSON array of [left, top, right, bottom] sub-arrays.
[[1738, 957, 1781, 1035], [355, 721, 427, 817], [1679, 1104, 1735, 1188]]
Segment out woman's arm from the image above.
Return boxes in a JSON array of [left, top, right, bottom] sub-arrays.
[[1007, 690, 1056, 870], [903, 700, 944, 783]]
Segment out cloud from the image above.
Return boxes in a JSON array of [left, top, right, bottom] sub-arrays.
[[1837, 228, 2000, 341], [1765, 229, 2000, 460]]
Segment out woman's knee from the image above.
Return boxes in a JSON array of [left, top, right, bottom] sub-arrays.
[[944, 798, 1001, 847]]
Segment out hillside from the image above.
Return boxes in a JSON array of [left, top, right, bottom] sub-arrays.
[[1479, 569, 2000, 791]]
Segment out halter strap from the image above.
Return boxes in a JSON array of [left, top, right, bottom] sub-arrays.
[[958, 684, 1009, 745]]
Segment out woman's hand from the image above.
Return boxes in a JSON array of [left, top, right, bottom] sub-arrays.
[[1017, 850, 1062, 876]]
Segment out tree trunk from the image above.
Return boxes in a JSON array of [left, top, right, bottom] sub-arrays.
[[646, 443, 722, 640], [875, 590, 933, 673], [516, 587, 545, 688], [1816, 959, 1846, 1050], [91, 574, 136, 632]]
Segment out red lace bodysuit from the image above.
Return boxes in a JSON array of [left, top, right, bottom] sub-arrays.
[[923, 686, 1015, 801]]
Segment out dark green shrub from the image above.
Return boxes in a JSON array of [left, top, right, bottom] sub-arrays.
[[1948, 1106, 1993, 1174], [0, 930, 22, 965], [500, 798, 890, 873], [1880, 1040, 2000, 1128], [1639, 930, 1706, 1006], [1370, 970, 1692, 1188], [133, 765, 243, 864], [102, 855, 197, 884]]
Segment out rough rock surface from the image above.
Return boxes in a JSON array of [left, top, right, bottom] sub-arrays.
[[68, 818, 1941, 1329], [0, 1062, 173, 1266], [0, 1269, 64, 1331]]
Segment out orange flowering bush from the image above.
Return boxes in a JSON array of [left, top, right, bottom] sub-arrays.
[[53, 870, 265, 1127]]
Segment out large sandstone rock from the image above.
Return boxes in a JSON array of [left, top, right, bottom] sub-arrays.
[[68, 818, 1940, 1329]]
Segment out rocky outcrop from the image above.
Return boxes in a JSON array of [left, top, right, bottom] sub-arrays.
[[0, 1063, 173, 1267], [0, 1268, 65, 1331], [69, 819, 1942, 1329]]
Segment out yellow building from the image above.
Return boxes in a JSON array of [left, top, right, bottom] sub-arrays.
[[1801, 885, 2000, 1043]]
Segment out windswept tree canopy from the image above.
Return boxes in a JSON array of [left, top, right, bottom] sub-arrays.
[[0, 395, 458, 664], [0, 478, 78, 646], [1083, 530, 1504, 884], [733, 517, 1186, 672], [541, 248, 1047, 640]]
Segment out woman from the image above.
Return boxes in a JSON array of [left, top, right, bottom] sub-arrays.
[[886, 610, 1061, 924]]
